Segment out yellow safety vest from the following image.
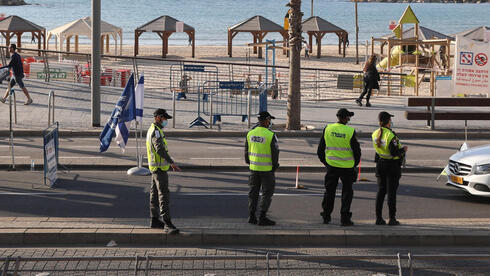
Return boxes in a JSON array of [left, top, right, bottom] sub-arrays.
[[247, 126, 274, 171], [146, 123, 170, 172], [324, 123, 355, 168], [372, 127, 402, 160]]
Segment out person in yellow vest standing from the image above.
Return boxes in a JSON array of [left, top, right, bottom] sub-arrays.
[[245, 111, 279, 226], [146, 108, 182, 234], [317, 108, 361, 226], [372, 111, 407, 226]]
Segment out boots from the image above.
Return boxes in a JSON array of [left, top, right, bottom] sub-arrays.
[[320, 211, 331, 224], [150, 217, 165, 229], [163, 219, 180, 234], [341, 212, 354, 227], [388, 218, 400, 226], [355, 98, 362, 106], [375, 217, 386, 225], [365, 101, 371, 107], [248, 212, 258, 224], [258, 212, 275, 226]]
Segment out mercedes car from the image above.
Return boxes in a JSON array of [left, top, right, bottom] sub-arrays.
[[445, 144, 490, 197]]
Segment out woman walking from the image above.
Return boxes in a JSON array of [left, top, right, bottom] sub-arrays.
[[356, 54, 380, 107], [372, 111, 407, 226]]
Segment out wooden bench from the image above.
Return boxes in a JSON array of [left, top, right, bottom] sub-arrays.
[[406, 97, 490, 129]]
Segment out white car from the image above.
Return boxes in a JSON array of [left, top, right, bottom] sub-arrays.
[[445, 144, 490, 197]]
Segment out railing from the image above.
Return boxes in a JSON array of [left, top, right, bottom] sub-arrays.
[[47, 90, 55, 126], [1, 253, 489, 275]]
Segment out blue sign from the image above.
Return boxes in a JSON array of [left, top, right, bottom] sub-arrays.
[[436, 76, 452, 80], [219, 81, 244, 90], [184, 65, 205, 72]]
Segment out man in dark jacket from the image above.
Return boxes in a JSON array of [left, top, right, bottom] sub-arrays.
[[0, 44, 33, 105], [317, 108, 361, 226]]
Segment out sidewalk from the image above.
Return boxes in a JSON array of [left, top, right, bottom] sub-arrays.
[[1, 217, 489, 246]]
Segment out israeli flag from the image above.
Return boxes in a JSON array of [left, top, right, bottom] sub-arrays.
[[99, 74, 135, 153], [135, 74, 144, 123]]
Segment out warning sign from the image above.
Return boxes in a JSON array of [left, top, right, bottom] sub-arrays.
[[453, 36, 490, 96], [475, 53, 488, 66], [459, 52, 473, 65]]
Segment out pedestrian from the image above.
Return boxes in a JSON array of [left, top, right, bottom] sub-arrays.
[[146, 108, 182, 234], [317, 108, 361, 226], [245, 111, 279, 226], [372, 111, 407, 226], [178, 74, 191, 100], [0, 44, 33, 105], [303, 41, 310, 58], [356, 54, 380, 107]]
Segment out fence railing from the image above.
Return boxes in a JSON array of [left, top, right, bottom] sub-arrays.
[[1, 253, 489, 275], [2, 46, 411, 102]]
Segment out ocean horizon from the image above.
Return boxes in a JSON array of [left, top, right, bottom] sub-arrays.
[[1, 0, 488, 46]]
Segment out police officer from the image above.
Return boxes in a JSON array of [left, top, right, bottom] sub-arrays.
[[245, 111, 279, 226], [372, 111, 407, 226], [146, 108, 181, 234], [317, 108, 361, 226]]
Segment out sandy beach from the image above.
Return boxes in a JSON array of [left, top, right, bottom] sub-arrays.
[[21, 42, 366, 72]]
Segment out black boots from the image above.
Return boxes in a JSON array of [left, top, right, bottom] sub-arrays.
[[365, 101, 371, 107], [320, 212, 331, 224], [150, 217, 165, 229], [341, 212, 354, 227], [248, 213, 258, 224], [355, 98, 362, 106], [163, 219, 180, 234], [375, 217, 387, 225], [258, 212, 275, 226], [388, 218, 400, 226]]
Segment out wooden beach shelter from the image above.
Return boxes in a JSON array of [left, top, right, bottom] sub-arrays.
[[302, 16, 348, 58], [134, 16, 195, 58], [228, 15, 287, 59], [452, 26, 490, 42], [380, 25, 453, 55], [47, 16, 123, 55], [0, 15, 45, 57]]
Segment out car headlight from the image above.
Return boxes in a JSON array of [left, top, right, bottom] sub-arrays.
[[475, 163, 490, 175]]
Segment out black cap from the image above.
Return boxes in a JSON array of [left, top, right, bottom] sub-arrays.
[[258, 111, 275, 121], [378, 111, 394, 122], [336, 108, 354, 118], [153, 108, 172, 119]]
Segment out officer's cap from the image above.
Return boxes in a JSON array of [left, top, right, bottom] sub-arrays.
[[336, 108, 354, 118], [258, 111, 275, 121], [153, 108, 172, 119], [378, 111, 394, 122]]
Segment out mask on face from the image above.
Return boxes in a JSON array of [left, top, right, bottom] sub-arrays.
[[162, 121, 168, 128]]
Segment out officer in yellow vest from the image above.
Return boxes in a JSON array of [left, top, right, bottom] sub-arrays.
[[372, 111, 407, 226], [317, 108, 361, 226], [244, 111, 279, 226], [146, 108, 182, 234]]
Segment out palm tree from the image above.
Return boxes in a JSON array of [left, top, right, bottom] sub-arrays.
[[286, 0, 302, 130]]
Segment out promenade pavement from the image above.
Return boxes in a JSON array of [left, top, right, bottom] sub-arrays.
[[1, 79, 489, 247]]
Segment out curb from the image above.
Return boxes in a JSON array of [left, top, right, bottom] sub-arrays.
[[1, 129, 490, 139], [0, 230, 488, 246], [0, 165, 444, 173]]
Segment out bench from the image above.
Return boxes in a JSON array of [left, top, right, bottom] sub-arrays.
[[405, 97, 490, 129]]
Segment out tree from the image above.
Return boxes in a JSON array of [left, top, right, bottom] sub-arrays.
[[286, 0, 302, 130]]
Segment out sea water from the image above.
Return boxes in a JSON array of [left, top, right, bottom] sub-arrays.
[[1, 0, 488, 46]]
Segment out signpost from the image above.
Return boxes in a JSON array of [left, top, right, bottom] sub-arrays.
[[43, 122, 59, 187]]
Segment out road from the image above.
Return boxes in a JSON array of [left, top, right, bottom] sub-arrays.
[[1, 137, 489, 168], [0, 171, 488, 221]]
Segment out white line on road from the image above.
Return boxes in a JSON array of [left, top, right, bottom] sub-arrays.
[[0, 192, 68, 196], [190, 158, 241, 160], [175, 193, 323, 196]]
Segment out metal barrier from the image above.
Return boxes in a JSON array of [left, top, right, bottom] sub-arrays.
[[200, 80, 263, 129], [8, 88, 15, 170], [170, 63, 218, 100], [2, 253, 488, 275], [47, 90, 55, 126]]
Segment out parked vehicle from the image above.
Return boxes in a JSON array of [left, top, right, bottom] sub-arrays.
[[445, 144, 490, 197]]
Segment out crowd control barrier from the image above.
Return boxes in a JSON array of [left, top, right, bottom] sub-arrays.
[[198, 80, 264, 129], [170, 64, 218, 101]]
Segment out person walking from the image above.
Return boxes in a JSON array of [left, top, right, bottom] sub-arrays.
[[356, 54, 380, 107], [245, 111, 279, 226], [0, 44, 33, 105], [372, 111, 407, 226], [178, 74, 191, 100], [146, 108, 181, 234], [317, 108, 361, 226]]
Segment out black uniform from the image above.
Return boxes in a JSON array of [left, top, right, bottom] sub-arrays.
[[375, 129, 405, 222], [317, 123, 361, 224]]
